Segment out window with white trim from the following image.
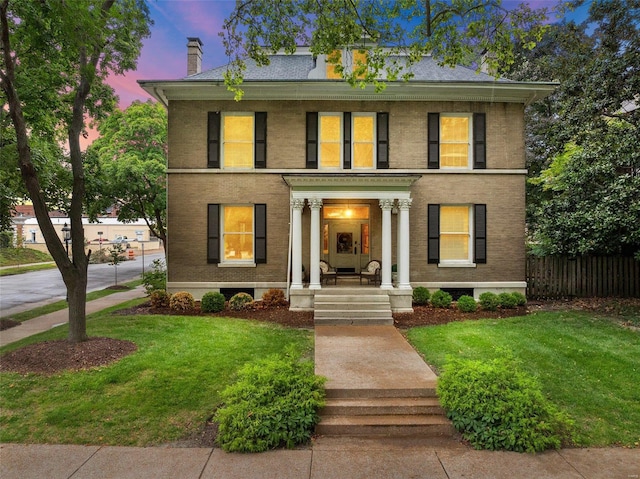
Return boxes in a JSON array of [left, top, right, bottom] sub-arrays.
[[319, 113, 342, 168], [440, 114, 471, 168], [440, 205, 473, 263], [222, 113, 254, 169]]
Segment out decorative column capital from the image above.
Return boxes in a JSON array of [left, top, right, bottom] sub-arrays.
[[308, 198, 323, 210], [291, 198, 305, 210], [397, 198, 413, 210], [379, 198, 395, 210]]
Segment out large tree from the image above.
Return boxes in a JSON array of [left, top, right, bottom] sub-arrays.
[[87, 100, 168, 250], [0, 0, 151, 342], [507, 0, 640, 257], [220, 0, 558, 98]]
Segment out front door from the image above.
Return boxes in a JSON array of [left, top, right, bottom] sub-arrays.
[[323, 204, 370, 273]]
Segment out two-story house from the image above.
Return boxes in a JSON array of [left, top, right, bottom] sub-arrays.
[[139, 37, 555, 312]]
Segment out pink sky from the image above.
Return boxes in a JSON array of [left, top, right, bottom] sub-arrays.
[[99, 0, 590, 131]]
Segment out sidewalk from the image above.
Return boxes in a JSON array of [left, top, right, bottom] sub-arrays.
[[0, 286, 145, 347], [1, 292, 638, 478], [1, 440, 638, 479]]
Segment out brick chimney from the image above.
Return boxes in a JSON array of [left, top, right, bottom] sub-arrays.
[[187, 37, 203, 76]]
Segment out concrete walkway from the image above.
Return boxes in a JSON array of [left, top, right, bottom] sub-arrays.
[[0, 286, 145, 347], [1, 293, 639, 478], [1, 440, 638, 479]]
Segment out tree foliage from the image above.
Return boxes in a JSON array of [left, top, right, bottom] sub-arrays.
[[0, 0, 151, 342], [221, 0, 556, 98], [509, 0, 640, 258], [88, 100, 167, 250]]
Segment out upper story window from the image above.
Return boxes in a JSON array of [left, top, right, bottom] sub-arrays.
[[440, 115, 470, 168], [353, 113, 375, 168], [326, 50, 342, 79], [307, 112, 387, 169], [428, 112, 486, 169], [319, 113, 342, 168], [207, 112, 267, 169], [326, 49, 367, 79], [223, 114, 254, 169]]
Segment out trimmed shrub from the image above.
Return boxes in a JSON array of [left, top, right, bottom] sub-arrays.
[[457, 295, 477, 313], [229, 292, 253, 310], [142, 259, 166, 295], [169, 291, 195, 313], [430, 290, 452, 309], [149, 289, 171, 309], [261, 288, 288, 307], [412, 286, 431, 305], [479, 292, 500, 311], [437, 355, 574, 452], [498, 292, 518, 309], [215, 351, 326, 452], [201, 291, 226, 313], [511, 292, 527, 307]]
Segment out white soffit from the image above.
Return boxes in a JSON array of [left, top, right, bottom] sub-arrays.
[[139, 80, 556, 105]]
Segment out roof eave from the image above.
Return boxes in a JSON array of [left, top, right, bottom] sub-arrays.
[[138, 79, 557, 105]]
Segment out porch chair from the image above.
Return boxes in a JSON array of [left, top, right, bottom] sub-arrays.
[[360, 260, 381, 285], [319, 260, 337, 285]]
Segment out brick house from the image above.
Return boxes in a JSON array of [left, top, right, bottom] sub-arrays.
[[139, 37, 554, 312]]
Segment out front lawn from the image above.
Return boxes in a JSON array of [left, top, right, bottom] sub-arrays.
[[0, 310, 312, 446], [406, 311, 640, 447]]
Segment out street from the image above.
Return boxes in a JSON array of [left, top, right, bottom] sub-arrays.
[[0, 252, 165, 317]]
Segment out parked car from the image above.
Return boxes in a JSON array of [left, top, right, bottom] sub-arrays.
[[112, 237, 131, 248]]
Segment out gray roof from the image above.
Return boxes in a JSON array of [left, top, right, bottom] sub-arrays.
[[186, 53, 508, 83]]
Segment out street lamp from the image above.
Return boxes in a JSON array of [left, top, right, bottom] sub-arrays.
[[62, 222, 71, 257]]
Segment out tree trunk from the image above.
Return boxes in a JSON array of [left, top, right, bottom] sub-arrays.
[[64, 267, 88, 342]]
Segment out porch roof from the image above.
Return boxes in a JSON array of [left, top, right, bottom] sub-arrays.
[[283, 173, 421, 200]]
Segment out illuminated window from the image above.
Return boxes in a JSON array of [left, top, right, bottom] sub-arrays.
[[326, 50, 342, 79], [353, 50, 367, 79], [223, 114, 254, 168], [223, 206, 254, 261], [440, 115, 470, 168], [440, 206, 471, 262], [319, 113, 342, 168], [353, 114, 375, 168]]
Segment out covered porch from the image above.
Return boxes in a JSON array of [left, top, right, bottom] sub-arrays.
[[283, 174, 420, 313]]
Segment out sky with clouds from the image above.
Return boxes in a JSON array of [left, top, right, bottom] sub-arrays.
[[109, 0, 592, 109]]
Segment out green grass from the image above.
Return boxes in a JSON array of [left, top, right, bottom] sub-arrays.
[[0, 263, 57, 276], [0, 247, 52, 266], [0, 309, 313, 446], [2, 279, 143, 322], [406, 311, 640, 447]]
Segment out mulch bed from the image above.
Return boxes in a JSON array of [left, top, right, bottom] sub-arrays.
[[0, 337, 137, 375], [2, 297, 638, 377]]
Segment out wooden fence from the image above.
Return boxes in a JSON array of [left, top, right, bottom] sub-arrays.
[[526, 255, 640, 299]]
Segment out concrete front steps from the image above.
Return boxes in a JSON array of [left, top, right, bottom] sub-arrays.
[[313, 289, 393, 325], [317, 388, 454, 438]]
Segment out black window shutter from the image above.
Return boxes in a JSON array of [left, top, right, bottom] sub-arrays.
[[428, 112, 440, 169], [377, 112, 389, 169], [428, 204, 440, 264], [306, 112, 318, 169], [254, 204, 267, 264], [207, 204, 220, 263], [473, 113, 486, 169], [343, 112, 351, 169], [207, 112, 221, 168], [474, 204, 487, 264], [254, 112, 267, 169]]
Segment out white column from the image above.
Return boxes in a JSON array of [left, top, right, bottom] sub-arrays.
[[397, 198, 412, 290], [379, 199, 394, 289], [290, 198, 305, 290], [309, 198, 323, 290]]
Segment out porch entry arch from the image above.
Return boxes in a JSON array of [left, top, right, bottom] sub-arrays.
[[283, 174, 420, 291]]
